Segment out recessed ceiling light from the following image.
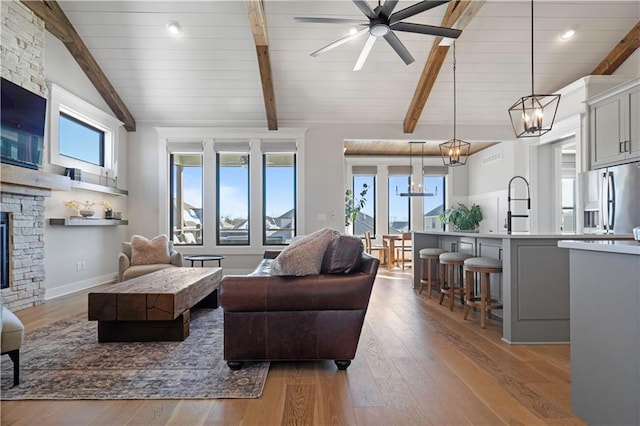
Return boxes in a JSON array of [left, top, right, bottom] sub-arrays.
[[560, 28, 576, 40], [166, 21, 183, 37]]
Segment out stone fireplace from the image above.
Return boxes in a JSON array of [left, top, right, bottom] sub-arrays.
[[0, 190, 46, 309]]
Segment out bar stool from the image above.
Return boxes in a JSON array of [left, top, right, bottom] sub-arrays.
[[439, 252, 472, 311], [419, 248, 448, 298], [463, 257, 503, 329]]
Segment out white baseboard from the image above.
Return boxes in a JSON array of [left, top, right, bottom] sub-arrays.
[[45, 273, 117, 301]]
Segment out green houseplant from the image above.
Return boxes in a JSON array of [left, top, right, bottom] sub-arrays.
[[438, 203, 483, 231], [345, 183, 369, 227]]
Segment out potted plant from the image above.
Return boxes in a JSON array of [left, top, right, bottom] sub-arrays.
[[439, 203, 483, 232], [345, 183, 369, 227]]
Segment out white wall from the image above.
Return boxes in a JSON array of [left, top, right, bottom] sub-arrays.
[[43, 33, 129, 299]]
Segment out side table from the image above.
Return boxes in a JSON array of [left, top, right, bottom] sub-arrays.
[[184, 255, 224, 267]]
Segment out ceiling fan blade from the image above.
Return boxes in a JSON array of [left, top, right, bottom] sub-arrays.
[[354, 35, 377, 71], [389, 0, 451, 24], [294, 17, 369, 25], [379, 0, 400, 19], [352, 0, 378, 20], [310, 27, 369, 57], [383, 31, 415, 65], [391, 22, 462, 39]]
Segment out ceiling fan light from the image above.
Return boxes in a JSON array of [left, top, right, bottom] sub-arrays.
[[370, 24, 390, 37]]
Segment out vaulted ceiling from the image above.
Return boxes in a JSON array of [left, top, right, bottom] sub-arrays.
[[36, 1, 640, 149]]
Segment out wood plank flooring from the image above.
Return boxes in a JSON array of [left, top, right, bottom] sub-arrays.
[[0, 268, 585, 425]]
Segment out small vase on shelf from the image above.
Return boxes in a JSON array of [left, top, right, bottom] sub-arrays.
[[104, 209, 113, 219]]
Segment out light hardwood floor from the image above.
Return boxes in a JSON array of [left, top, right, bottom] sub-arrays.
[[1, 268, 585, 425]]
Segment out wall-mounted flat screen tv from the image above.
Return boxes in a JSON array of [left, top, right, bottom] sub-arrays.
[[1, 78, 47, 170]]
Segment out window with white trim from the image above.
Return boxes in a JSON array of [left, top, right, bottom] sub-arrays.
[[217, 151, 250, 246], [48, 83, 121, 177], [263, 152, 296, 245], [169, 153, 203, 246]]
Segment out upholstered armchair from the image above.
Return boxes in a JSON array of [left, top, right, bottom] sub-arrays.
[[118, 235, 183, 282], [1, 303, 24, 386]]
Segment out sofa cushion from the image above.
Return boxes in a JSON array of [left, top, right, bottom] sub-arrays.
[[321, 232, 363, 274], [249, 258, 274, 276], [270, 228, 334, 276], [130, 234, 171, 266]]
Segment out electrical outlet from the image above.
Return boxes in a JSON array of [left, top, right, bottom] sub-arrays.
[[81, 261, 87, 271]]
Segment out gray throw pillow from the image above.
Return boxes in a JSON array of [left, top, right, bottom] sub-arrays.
[[270, 228, 334, 276]]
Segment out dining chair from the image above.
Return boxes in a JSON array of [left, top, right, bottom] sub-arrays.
[[364, 232, 389, 266], [395, 232, 413, 270]]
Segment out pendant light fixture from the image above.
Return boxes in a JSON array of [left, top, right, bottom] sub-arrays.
[[440, 41, 470, 167], [397, 141, 437, 197], [508, 0, 560, 138]]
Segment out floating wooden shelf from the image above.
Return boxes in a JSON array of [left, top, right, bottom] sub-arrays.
[[70, 180, 128, 196], [48, 217, 129, 226]]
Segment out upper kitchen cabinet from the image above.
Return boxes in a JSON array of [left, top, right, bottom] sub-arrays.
[[588, 78, 640, 169]]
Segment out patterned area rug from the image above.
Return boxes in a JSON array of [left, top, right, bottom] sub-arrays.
[[0, 308, 269, 399]]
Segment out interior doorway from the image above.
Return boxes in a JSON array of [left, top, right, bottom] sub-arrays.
[[555, 137, 577, 233]]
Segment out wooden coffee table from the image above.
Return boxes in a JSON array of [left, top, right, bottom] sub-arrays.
[[88, 267, 222, 342]]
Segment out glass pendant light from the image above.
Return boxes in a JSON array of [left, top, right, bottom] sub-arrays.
[[440, 41, 470, 166]]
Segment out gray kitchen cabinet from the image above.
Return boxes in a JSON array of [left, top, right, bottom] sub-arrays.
[[588, 78, 640, 169]]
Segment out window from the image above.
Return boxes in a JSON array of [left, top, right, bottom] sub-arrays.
[[59, 112, 105, 166], [263, 153, 296, 245], [170, 154, 203, 246], [48, 83, 120, 177], [561, 177, 576, 233], [352, 175, 375, 236], [423, 175, 446, 230], [388, 175, 411, 233], [217, 152, 250, 245]]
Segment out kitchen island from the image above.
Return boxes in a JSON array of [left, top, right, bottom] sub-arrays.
[[412, 231, 633, 344], [557, 239, 640, 425]]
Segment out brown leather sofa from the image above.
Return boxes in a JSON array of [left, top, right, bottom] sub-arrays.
[[220, 239, 379, 371]]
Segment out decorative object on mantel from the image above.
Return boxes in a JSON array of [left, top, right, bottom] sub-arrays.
[[507, 0, 560, 138], [440, 41, 470, 167], [101, 200, 113, 219], [65, 200, 96, 218], [397, 141, 437, 197], [439, 203, 483, 232]]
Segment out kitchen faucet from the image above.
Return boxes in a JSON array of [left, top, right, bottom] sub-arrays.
[[507, 176, 531, 234]]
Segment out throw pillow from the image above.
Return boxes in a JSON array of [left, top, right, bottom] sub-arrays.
[[130, 235, 171, 266], [321, 232, 364, 274], [270, 228, 334, 276]]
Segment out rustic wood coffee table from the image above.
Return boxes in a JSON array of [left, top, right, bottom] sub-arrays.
[[88, 267, 222, 342]]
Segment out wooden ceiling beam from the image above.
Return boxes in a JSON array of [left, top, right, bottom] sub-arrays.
[[591, 20, 640, 75], [403, 0, 485, 134], [21, 1, 136, 131], [245, 0, 278, 131]]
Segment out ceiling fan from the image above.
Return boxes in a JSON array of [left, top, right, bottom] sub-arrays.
[[294, 0, 462, 71]]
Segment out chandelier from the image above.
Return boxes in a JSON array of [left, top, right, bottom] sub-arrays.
[[440, 41, 470, 166], [397, 141, 436, 197], [508, 0, 560, 138]]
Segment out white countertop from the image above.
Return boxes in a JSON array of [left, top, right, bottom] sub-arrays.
[[415, 230, 635, 240], [558, 239, 640, 255]]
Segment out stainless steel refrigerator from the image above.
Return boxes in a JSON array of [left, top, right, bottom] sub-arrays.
[[580, 161, 640, 234]]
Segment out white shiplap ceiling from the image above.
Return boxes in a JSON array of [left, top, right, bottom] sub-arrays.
[[58, 0, 640, 131]]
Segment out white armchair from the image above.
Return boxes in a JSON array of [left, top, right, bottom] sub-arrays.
[[1, 303, 24, 387], [118, 239, 183, 282]]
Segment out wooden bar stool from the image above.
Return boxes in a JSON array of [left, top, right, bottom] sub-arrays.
[[439, 252, 472, 311], [463, 257, 503, 329], [419, 248, 447, 298]]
